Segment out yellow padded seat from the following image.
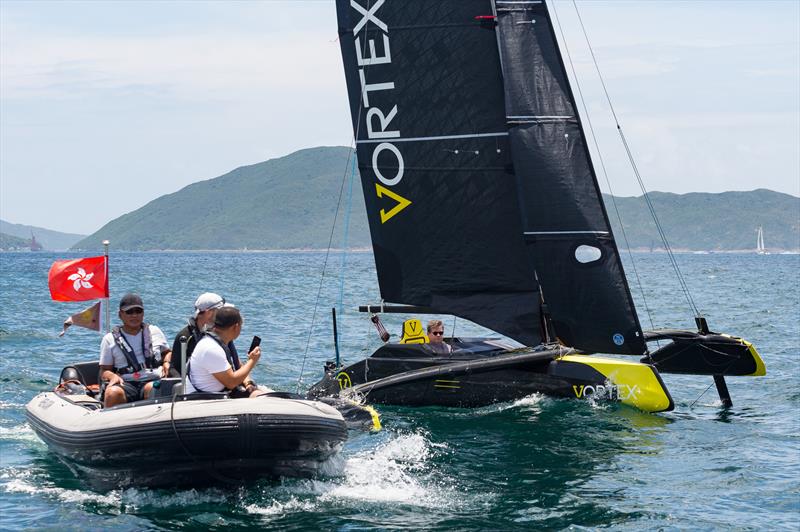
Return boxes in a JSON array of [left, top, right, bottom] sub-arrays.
[[400, 318, 429, 344]]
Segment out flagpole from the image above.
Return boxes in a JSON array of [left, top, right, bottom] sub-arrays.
[[103, 240, 110, 334]]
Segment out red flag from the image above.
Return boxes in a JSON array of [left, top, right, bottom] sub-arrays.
[[48, 256, 108, 302], [59, 301, 103, 336]]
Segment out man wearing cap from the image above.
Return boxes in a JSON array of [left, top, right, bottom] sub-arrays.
[[172, 292, 261, 394], [170, 292, 229, 377], [99, 293, 172, 408]]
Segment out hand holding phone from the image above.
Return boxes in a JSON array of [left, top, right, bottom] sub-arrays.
[[249, 335, 261, 353]]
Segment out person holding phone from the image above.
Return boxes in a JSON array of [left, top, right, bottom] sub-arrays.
[[185, 306, 264, 398], [171, 292, 231, 377]]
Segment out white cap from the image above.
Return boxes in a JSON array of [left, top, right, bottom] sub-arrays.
[[194, 292, 227, 317]]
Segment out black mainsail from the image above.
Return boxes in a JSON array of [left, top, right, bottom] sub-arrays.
[[337, 0, 645, 355]]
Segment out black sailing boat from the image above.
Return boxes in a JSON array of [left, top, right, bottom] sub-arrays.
[[309, 0, 765, 413]]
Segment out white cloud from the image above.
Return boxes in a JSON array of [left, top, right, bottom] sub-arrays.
[[1, 27, 345, 101]]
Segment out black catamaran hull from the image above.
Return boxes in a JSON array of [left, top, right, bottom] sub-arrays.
[[26, 392, 348, 488], [309, 340, 675, 413]]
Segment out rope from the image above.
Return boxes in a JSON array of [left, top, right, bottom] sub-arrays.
[[336, 156, 358, 346], [569, 0, 701, 319], [549, 1, 657, 335], [168, 393, 239, 485], [294, 147, 356, 393], [296, 7, 372, 392]]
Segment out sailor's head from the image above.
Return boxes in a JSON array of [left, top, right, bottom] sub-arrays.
[[427, 319, 445, 344], [213, 306, 243, 341], [119, 293, 144, 328], [194, 292, 229, 330]]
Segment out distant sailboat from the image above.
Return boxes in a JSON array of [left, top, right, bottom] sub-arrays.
[[29, 233, 43, 252], [756, 226, 768, 255]]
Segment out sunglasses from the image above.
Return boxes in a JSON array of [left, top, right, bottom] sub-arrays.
[[431, 331, 444, 336], [200, 298, 225, 313], [123, 308, 144, 315]]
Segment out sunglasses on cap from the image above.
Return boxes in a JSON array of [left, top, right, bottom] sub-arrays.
[[123, 308, 144, 315], [200, 297, 226, 312]]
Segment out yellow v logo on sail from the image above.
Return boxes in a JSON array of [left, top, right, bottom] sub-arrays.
[[375, 183, 411, 223]]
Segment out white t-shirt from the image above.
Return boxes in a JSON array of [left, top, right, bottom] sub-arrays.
[[186, 335, 231, 393], [99, 325, 170, 379]]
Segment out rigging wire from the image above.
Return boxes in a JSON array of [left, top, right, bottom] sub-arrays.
[[549, 1, 657, 334], [337, 157, 357, 337], [569, 0, 701, 319], [295, 147, 356, 393], [295, 10, 372, 392]]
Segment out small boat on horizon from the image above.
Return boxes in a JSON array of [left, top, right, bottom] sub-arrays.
[[756, 226, 769, 255]]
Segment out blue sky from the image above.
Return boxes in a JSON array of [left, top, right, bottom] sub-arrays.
[[1, 0, 798, 235]]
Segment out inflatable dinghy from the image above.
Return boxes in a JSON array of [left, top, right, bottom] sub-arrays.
[[26, 361, 348, 488]]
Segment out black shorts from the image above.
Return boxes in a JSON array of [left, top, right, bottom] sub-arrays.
[[103, 380, 148, 403]]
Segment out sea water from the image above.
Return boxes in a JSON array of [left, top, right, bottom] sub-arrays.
[[0, 251, 797, 530]]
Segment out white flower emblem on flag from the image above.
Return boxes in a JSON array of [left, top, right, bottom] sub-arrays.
[[67, 268, 95, 292]]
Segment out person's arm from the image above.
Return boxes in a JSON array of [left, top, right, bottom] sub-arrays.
[[150, 326, 172, 376], [99, 335, 122, 385], [100, 365, 123, 385], [211, 346, 261, 389]]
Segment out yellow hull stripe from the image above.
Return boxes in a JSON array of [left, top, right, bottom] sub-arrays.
[[560, 354, 673, 413]]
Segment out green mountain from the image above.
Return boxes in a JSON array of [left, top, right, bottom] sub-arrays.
[[605, 189, 800, 251], [0, 232, 31, 250], [0, 219, 85, 250], [73, 146, 369, 251], [72, 146, 799, 252]]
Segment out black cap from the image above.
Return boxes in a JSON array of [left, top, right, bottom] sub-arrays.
[[119, 293, 144, 311]]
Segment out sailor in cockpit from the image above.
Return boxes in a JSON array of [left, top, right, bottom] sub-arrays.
[[427, 319, 452, 355]]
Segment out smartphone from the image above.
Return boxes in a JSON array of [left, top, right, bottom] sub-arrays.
[[248, 335, 262, 353]]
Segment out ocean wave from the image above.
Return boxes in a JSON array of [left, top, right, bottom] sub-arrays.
[[300, 432, 470, 509], [245, 496, 317, 516], [0, 424, 40, 443], [1, 470, 119, 506]]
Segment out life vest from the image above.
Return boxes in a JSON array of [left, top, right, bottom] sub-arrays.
[[112, 324, 160, 374], [186, 332, 242, 393], [181, 319, 240, 369]]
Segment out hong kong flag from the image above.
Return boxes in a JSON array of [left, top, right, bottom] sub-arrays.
[[48, 256, 108, 302]]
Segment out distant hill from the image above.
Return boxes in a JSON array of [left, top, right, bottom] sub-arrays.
[[73, 146, 369, 251], [72, 146, 799, 252], [605, 189, 800, 251], [0, 232, 31, 250], [0, 219, 86, 251]]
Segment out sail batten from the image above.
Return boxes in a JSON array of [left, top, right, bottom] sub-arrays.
[[356, 132, 509, 144]]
